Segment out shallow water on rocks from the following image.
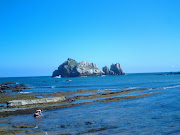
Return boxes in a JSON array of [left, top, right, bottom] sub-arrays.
[[0, 73, 180, 134]]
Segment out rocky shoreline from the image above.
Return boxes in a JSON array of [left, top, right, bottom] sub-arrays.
[[0, 82, 165, 118], [0, 82, 30, 93], [0, 83, 161, 134], [2, 81, 179, 135], [1, 82, 179, 118]]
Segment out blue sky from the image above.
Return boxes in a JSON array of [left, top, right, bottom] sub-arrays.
[[0, 0, 180, 77]]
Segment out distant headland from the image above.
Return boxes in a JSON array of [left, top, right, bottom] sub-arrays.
[[52, 58, 125, 77]]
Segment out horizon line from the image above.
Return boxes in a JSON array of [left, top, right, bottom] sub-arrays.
[[0, 71, 179, 78]]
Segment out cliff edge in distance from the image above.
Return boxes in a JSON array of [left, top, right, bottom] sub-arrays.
[[52, 58, 125, 77]]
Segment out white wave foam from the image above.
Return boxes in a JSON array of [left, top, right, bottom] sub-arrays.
[[19, 92, 31, 94], [34, 125, 38, 129], [162, 85, 180, 89], [51, 86, 55, 88], [104, 88, 117, 91], [125, 87, 139, 90]]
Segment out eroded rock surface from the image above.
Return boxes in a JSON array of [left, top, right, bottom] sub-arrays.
[[52, 58, 104, 77], [52, 58, 125, 77], [102, 63, 125, 75], [7, 96, 66, 107]]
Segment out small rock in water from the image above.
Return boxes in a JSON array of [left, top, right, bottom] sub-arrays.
[[85, 121, 93, 125], [0, 105, 6, 107], [61, 124, 67, 128], [43, 81, 48, 82], [13, 124, 36, 128], [66, 80, 72, 81]]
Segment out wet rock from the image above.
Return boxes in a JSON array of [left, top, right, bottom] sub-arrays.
[[85, 121, 93, 125], [94, 92, 159, 103], [61, 124, 67, 128], [0, 85, 10, 90], [13, 124, 36, 128], [23, 87, 30, 89], [66, 80, 72, 81], [27, 132, 47, 135], [7, 96, 67, 107], [1, 82, 16, 85], [0, 82, 30, 92], [12, 88, 23, 92], [19, 83, 25, 87], [0, 105, 6, 108], [0, 129, 25, 134], [0, 126, 9, 131], [0, 90, 4, 93], [73, 90, 132, 100], [0, 88, 157, 118], [138, 88, 148, 91]]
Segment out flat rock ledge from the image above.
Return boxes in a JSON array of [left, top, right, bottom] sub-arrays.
[[7, 96, 66, 107]]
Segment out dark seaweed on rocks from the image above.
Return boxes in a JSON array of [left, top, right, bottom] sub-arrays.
[[13, 124, 36, 128], [0, 129, 25, 134], [0, 82, 30, 93]]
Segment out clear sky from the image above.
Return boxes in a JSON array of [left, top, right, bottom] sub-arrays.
[[0, 0, 180, 77]]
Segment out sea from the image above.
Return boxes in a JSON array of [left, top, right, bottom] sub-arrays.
[[0, 73, 180, 135]]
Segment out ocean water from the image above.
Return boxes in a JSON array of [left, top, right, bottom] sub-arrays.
[[0, 73, 180, 135]]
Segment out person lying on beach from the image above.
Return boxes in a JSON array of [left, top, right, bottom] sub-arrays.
[[34, 109, 43, 117]]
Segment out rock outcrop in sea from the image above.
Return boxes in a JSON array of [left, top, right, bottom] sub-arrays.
[[102, 66, 114, 75], [52, 58, 104, 77], [0, 82, 30, 93], [167, 72, 180, 75], [52, 58, 125, 77], [102, 63, 125, 75]]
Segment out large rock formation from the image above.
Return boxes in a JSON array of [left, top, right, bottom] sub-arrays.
[[52, 58, 79, 77], [110, 63, 125, 75], [102, 66, 114, 75], [102, 63, 125, 75], [52, 58, 104, 77], [76, 61, 104, 76], [52, 58, 125, 77]]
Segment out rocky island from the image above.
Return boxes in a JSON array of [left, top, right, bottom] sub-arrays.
[[102, 63, 125, 75], [52, 58, 125, 77]]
